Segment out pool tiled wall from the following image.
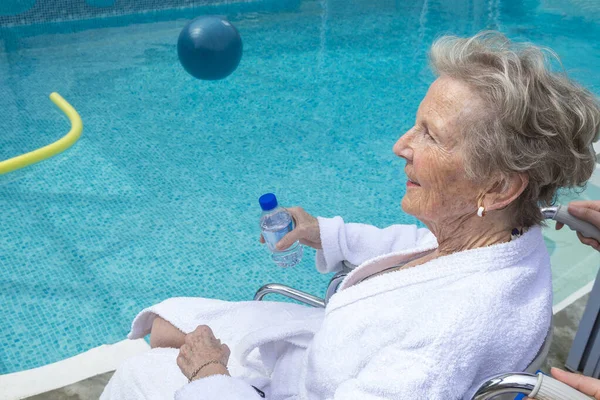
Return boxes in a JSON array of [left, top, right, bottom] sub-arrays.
[[0, 0, 256, 27]]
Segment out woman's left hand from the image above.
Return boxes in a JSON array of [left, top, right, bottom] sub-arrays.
[[177, 325, 231, 381]]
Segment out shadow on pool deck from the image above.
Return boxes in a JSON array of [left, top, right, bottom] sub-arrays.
[[25, 372, 114, 400], [26, 294, 590, 399]]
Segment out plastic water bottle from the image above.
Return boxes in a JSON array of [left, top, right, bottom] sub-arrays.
[[259, 193, 303, 267]]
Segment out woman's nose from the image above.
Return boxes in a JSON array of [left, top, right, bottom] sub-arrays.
[[393, 131, 413, 161]]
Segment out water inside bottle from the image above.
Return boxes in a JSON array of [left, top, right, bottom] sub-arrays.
[[260, 210, 303, 267]]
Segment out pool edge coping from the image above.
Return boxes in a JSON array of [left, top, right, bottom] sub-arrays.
[[553, 279, 595, 315], [0, 338, 150, 400]]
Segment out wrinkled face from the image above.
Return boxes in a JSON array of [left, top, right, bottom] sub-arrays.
[[393, 76, 485, 227]]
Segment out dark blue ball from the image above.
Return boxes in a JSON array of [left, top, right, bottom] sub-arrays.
[[177, 16, 243, 81]]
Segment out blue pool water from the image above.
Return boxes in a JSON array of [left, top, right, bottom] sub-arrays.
[[1, 0, 599, 374]]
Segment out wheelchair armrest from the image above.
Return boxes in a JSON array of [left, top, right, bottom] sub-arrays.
[[342, 260, 358, 271], [254, 261, 355, 307], [254, 283, 326, 308]]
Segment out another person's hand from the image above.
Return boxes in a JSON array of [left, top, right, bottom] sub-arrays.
[[556, 200, 600, 251], [527, 367, 600, 399], [260, 207, 322, 250], [177, 325, 231, 382]]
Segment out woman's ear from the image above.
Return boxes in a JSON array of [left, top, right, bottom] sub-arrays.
[[483, 173, 529, 212]]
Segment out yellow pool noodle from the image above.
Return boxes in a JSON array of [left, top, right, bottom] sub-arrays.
[[0, 92, 83, 175]]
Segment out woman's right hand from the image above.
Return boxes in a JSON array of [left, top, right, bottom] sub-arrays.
[[260, 207, 322, 250]]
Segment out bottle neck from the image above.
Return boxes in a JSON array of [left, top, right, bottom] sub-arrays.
[[261, 206, 281, 216]]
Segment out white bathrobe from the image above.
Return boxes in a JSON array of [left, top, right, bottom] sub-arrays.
[[101, 217, 552, 400]]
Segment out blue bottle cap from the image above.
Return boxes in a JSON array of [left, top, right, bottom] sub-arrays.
[[259, 193, 278, 211]]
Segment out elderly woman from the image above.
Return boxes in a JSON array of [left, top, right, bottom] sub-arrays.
[[101, 32, 599, 400]]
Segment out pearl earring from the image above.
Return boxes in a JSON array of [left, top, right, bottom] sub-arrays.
[[477, 206, 486, 218]]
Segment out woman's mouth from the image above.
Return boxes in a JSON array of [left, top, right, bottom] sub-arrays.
[[405, 169, 421, 187]]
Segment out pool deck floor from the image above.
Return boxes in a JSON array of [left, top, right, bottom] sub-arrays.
[[22, 293, 591, 400], [26, 373, 114, 400]]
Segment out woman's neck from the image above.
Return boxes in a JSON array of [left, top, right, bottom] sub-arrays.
[[426, 212, 513, 256], [377, 214, 514, 274]]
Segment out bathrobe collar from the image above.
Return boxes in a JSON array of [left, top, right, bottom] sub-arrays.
[[326, 226, 545, 314]]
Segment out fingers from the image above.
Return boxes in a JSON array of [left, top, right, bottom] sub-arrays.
[[221, 343, 231, 362], [263, 206, 321, 250], [176, 344, 193, 374], [187, 325, 216, 343], [261, 208, 301, 249], [577, 232, 600, 251], [555, 222, 564, 230], [569, 201, 600, 212], [276, 229, 302, 250], [286, 207, 316, 228], [176, 351, 185, 370], [177, 325, 230, 380], [569, 203, 600, 229], [285, 206, 304, 219], [192, 324, 214, 336], [551, 367, 600, 398], [299, 238, 321, 248]]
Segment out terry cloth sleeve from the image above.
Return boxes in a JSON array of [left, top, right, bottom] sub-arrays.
[[315, 216, 435, 273], [175, 375, 265, 400]]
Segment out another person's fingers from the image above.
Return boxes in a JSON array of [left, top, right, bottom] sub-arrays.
[[551, 367, 600, 399], [577, 232, 600, 251], [569, 203, 600, 232], [568, 200, 600, 212], [555, 221, 564, 230], [259, 234, 265, 243]]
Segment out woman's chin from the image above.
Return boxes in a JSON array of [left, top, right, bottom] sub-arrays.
[[401, 197, 418, 217]]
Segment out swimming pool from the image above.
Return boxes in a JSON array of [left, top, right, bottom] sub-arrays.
[[1, 0, 599, 375]]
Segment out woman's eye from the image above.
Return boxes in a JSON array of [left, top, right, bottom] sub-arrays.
[[423, 128, 434, 140]]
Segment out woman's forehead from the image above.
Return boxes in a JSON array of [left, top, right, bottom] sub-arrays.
[[420, 77, 483, 132]]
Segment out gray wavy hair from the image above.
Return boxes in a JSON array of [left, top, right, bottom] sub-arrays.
[[430, 31, 600, 228]]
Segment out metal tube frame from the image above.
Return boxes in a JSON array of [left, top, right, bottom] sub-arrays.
[[472, 373, 538, 399], [254, 283, 326, 308]]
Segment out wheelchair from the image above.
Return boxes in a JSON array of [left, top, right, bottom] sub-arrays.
[[254, 205, 600, 399]]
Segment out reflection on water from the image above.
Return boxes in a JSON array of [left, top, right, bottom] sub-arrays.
[[542, 0, 600, 21]]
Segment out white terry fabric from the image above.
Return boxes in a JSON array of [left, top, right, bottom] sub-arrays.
[[101, 347, 187, 400], [175, 375, 266, 399], [101, 217, 551, 400], [102, 299, 323, 400], [315, 216, 436, 273]]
